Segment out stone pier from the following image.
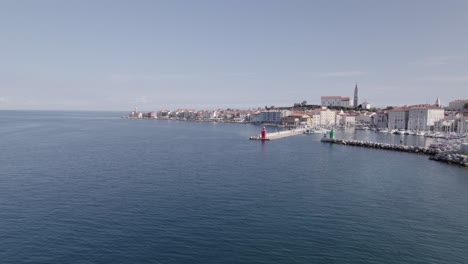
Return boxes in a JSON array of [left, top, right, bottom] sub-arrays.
[[249, 128, 306, 141]]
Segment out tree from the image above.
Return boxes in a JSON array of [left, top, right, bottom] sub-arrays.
[[464, 102, 468, 109]]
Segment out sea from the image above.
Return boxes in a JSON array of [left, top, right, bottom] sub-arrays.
[[1, 110, 467, 264]]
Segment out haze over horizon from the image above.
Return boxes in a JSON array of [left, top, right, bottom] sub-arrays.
[[1, 0, 467, 111]]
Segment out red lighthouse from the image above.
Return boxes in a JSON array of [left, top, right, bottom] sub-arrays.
[[261, 127, 267, 139]]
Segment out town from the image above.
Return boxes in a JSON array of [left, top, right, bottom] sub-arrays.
[[127, 84, 468, 138]]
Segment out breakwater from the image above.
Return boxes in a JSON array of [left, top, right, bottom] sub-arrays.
[[321, 138, 437, 155], [321, 138, 468, 167], [250, 128, 306, 140], [430, 152, 468, 167]]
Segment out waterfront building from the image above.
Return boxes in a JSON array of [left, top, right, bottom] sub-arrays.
[[238, 111, 250, 120], [388, 108, 409, 129], [222, 111, 235, 119], [157, 110, 171, 119], [311, 112, 321, 126], [372, 111, 388, 128], [311, 107, 336, 126], [355, 112, 375, 124], [170, 109, 197, 120], [354, 83, 358, 108], [282, 113, 313, 127], [250, 112, 262, 123], [258, 110, 291, 123], [407, 105, 445, 131], [201, 110, 217, 119], [447, 99, 468, 111], [321, 96, 351, 108], [336, 111, 356, 126], [142, 112, 157, 119]]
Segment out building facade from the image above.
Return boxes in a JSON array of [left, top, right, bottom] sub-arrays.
[[321, 96, 351, 108], [447, 99, 468, 111], [311, 107, 336, 126], [388, 108, 409, 129], [372, 111, 388, 128], [258, 110, 291, 123], [282, 113, 313, 127], [407, 106, 445, 131], [336, 113, 356, 126]]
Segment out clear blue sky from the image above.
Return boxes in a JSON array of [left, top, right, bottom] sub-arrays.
[[1, 0, 467, 110]]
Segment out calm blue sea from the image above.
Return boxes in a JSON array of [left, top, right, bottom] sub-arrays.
[[1, 111, 467, 264]]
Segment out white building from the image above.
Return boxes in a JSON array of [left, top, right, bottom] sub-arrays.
[[336, 112, 356, 126], [407, 106, 445, 131], [321, 96, 351, 108], [447, 99, 468, 111], [361, 101, 371, 110], [197, 110, 217, 119], [355, 112, 375, 124], [312, 107, 336, 126], [320, 108, 336, 126], [129, 111, 143, 119], [388, 108, 409, 129], [311, 113, 321, 126], [238, 112, 250, 120]]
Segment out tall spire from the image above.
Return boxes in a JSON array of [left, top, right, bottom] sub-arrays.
[[353, 83, 358, 108]]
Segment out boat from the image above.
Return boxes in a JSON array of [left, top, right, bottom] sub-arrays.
[[397, 129, 406, 135], [355, 125, 369, 130], [304, 128, 327, 134], [415, 131, 426, 136], [429, 142, 448, 149], [425, 132, 436, 138]]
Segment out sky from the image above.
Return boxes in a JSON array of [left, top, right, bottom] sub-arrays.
[[0, 0, 467, 111]]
